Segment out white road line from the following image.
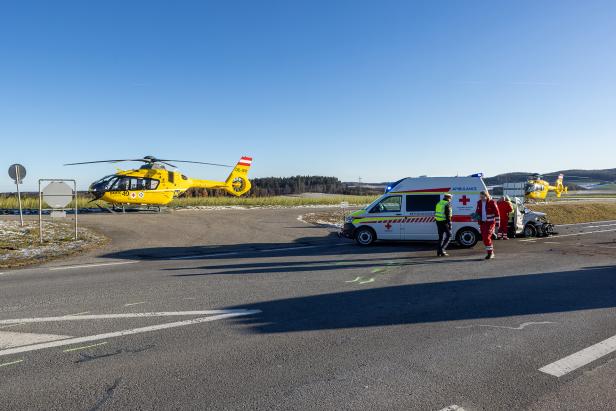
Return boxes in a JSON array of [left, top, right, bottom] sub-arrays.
[[539, 333, 616, 377], [0, 331, 71, 349], [438, 405, 465, 411], [558, 220, 616, 227], [520, 228, 616, 242], [0, 310, 260, 357], [124, 301, 146, 307], [0, 310, 257, 325], [170, 252, 239, 260], [48, 261, 138, 271]]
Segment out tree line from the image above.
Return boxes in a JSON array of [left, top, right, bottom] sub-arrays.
[[184, 176, 379, 197]]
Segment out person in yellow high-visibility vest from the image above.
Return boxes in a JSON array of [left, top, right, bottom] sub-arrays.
[[435, 193, 453, 256]]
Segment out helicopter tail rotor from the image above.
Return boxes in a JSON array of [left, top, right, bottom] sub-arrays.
[[223, 156, 253, 196]]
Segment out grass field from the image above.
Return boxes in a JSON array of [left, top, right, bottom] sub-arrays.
[[0, 194, 380, 209], [530, 202, 616, 224]]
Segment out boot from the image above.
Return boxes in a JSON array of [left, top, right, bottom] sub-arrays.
[[485, 252, 494, 260], [441, 252, 449, 257]]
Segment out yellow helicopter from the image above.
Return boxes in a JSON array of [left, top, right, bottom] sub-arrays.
[[525, 173, 568, 201], [65, 155, 253, 206]]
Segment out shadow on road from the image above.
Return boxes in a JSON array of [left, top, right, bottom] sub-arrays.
[[166, 256, 474, 276], [224, 265, 616, 333], [99, 233, 445, 261]]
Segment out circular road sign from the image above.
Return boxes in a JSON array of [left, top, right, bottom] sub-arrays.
[[8, 164, 26, 183], [42, 182, 74, 209]]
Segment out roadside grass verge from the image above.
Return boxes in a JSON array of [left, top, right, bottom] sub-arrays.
[[0, 194, 379, 210], [530, 203, 616, 225], [169, 195, 379, 208], [0, 220, 107, 269]]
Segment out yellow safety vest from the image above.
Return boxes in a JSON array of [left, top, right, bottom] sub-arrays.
[[435, 200, 451, 222]]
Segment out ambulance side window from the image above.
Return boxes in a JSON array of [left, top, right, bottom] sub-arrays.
[[370, 196, 402, 213], [406, 194, 441, 212]]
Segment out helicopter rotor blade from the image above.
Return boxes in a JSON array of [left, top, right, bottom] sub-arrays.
[[156, 160, 233, 168], [63, 159, 145, 166], [160, 161, 179, 168]]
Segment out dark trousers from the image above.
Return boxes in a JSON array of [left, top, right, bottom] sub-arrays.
[[436, 221, 452, 254]]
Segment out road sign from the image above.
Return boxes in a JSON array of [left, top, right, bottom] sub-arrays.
[[42, 182, 74, 208], [8, 164, 26, 226], [8, 164, 26, 183]]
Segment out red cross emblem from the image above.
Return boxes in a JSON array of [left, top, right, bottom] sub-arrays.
[[384, 222, 392, 230], [459, 195, 470, 206]]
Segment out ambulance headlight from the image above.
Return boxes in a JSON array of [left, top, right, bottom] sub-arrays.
[[345, 216, 354, 223]]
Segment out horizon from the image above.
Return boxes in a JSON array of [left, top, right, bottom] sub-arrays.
[[2, 1, 615, 191]]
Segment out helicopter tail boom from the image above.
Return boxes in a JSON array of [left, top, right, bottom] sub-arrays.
[[189, 156, 253, 196]]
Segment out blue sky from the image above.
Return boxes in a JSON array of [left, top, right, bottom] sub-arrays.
[[1, 0, 615, 191]]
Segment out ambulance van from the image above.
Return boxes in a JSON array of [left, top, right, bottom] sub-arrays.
[[341, 176, 487, 247]]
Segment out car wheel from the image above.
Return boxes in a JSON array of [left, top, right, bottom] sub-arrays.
[[354, 227, 376, 246], [456, 227, 479, 248], [523, 224, 537, 237]]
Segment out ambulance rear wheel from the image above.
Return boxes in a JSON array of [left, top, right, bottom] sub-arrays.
[[355, 227, 376, 246], [456, 228, 479, 248]]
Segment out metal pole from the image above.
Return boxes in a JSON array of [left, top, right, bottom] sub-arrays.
[[15, 165, 24, 227], [74, 181, 78, 240], [39, 180, 43, 244]]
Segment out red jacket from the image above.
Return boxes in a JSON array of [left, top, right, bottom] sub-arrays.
[[476, 199, 500, 225], [497, 199, 513, 221]]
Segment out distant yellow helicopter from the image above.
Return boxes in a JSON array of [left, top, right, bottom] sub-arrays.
[[525, 173, 568, 201], [65, 155, 253, 206]]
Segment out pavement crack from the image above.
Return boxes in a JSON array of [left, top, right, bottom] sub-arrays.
[[76, 345, 155, 364], [89, 377, 122, 411]]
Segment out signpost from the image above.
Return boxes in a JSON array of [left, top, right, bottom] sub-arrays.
[[39, 179, 78, 243], [8, 164, 26, 227]]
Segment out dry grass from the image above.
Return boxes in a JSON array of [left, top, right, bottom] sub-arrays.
[[529, 203, 616, 224], [0, 220, 107, 269], [0, 194, 378, 210]]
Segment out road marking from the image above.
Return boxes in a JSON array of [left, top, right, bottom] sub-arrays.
[[371, 267, 386, 273], [345, 277, 362, 283], [68, 311, 90, 316], [585, 223, 616, 229], [558, 220, 616, 227], [170, 252, 239, 260], [0, 359, 23, 368], [0, 309, 260, 357], [543, 241, 560, 244], [63, 342, 108, 353], [124, 301, 146, 307], [49, 261, 138, 271], [359, 278, 375, 284], [438, 405, 465, 411], [520, 228, 616, 242], [539, 333, 616, 377], [0, 331, 72, 349], [0, 310, 257, 325], [457, 321, 556, 330]]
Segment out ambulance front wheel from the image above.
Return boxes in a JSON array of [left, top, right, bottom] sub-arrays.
[[355, 227, 376, 246], [456, 227, 479, 248]]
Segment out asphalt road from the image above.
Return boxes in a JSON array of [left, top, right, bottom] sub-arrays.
[[1, 209, 616, 410]]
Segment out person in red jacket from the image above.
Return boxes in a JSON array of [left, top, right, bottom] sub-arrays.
[[496, 196, 514, 240], [475, 191, 500, 259]]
